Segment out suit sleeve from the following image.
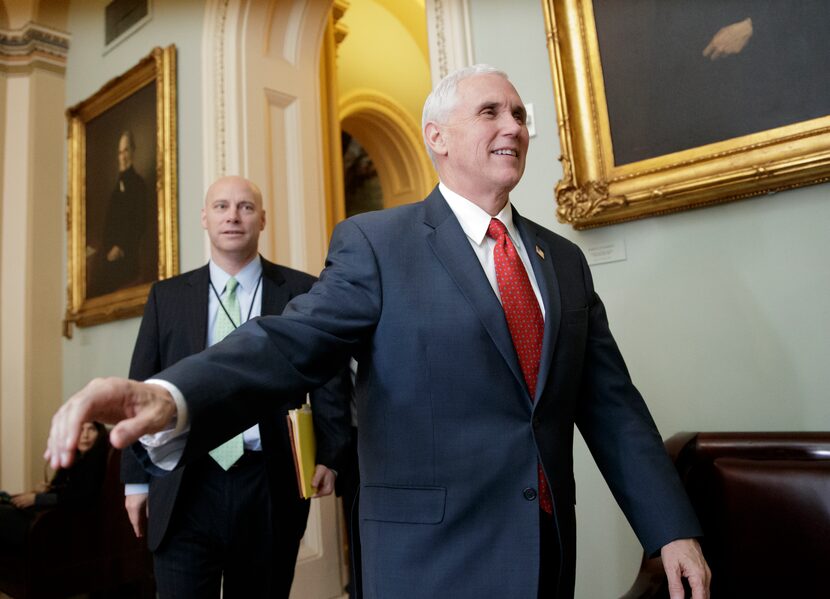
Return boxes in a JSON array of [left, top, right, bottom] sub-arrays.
[[573, 249, 701, 556], [120, 284, 163, 485], [158, 219, 381, 465], [310, 366, 352, 472]]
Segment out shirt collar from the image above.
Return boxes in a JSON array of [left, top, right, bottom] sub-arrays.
[[209, 255, 263, 293], [439, 182, 518, 246]]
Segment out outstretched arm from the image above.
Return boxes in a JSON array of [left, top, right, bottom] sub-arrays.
[[48, 218, 380, 474], [45, 378, 176, 470]]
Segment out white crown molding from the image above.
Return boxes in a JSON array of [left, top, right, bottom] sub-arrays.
[[0, 22, 70, 72]]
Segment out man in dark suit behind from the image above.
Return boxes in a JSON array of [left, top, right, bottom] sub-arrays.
[[120, 175, 351, 598], [50, 67, 709, 599]]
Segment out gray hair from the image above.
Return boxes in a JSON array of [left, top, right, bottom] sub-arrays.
[[421, 64, 510, 160]]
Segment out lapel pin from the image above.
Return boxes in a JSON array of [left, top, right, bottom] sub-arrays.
[[535, 245, 545, 260]]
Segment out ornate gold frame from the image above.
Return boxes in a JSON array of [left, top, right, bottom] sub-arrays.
[[64, 45, 177, 335], [542, 0, 830, 229]]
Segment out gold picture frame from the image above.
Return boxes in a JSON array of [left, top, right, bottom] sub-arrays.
[[542, 0, 830, 229], [64, 45, 177, 335]]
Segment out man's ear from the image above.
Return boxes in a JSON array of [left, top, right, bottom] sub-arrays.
[[260, 210, 266, 231], [200, 207, 207, 230], [424, 122, 448, 157]]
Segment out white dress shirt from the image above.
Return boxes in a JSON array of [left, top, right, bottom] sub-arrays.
[[439, 182, 545, 318]]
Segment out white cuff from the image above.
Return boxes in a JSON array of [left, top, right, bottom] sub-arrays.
[[124, 483, 149, 496], [142, 379, 189, 438], [138, 379, 190, 471]]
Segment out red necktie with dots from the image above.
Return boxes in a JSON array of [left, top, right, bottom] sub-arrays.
[[487, 218, 553, 515]]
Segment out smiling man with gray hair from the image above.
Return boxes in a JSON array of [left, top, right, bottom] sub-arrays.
[[48, 66, 709, 599]]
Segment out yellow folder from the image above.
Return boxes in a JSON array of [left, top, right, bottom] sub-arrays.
[[286, 402, 317, 499]]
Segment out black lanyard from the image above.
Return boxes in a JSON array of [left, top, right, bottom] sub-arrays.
[[209, 274, 263, 329]]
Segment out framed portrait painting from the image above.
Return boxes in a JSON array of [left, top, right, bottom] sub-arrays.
[[64, 45, 177, 334], [542, 0, 830, 229]]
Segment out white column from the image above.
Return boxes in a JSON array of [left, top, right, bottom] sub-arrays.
[[425, 0, 473, 84], [0, 74, 32, 492], [0, 22, 68, 490]]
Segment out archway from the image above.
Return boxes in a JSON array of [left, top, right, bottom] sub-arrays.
[[340, 89, 435, 209]]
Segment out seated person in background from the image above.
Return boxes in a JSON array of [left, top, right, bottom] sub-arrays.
[[0, 422, 109, 552]]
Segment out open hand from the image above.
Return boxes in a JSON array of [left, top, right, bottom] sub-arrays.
[[45, 378, 176, 470]]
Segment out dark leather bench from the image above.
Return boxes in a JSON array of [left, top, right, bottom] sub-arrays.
[[621, 432, 830, 599], [0, 448, 154, 598]]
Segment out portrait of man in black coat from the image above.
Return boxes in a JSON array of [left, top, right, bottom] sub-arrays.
[[87, 127, 157, 298]]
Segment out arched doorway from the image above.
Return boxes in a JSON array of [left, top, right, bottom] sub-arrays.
[[340, 90, 435, 210]]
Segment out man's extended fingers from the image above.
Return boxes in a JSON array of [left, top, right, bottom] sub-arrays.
[[46, 397, 85, 470], [689, 561, 711, 599], [53, 378, 121, 466], [46, 377, 111, 469], [689, 574, 708, 599], [46, 378, 177, 466], [665, 567, 685, 599]]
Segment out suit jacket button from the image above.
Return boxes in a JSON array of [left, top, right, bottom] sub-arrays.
[[532, 416, 540, 428], [523, 487, 537, 501]]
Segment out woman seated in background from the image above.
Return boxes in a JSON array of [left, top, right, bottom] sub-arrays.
[[0, 421, 109, 552]]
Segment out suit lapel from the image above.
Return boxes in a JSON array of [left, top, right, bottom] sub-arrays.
[[185, 266, 211, 352], [514, 212, 562, 405], [423, 189, 528, 399], [260, 258, 290, 316]]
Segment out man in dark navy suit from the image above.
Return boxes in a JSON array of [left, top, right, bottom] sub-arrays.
[[49, 67, 709, 599], [120, 176, 350, 598]]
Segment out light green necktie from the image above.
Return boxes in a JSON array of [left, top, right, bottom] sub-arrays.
[[208, 277, 245, 470]]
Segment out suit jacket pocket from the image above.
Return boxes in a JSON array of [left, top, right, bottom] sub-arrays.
[[361, 484, 446, 524]]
